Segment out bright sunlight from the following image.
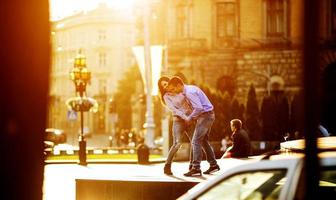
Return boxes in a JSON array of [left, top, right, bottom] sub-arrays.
[[50, 0, 135, 21]]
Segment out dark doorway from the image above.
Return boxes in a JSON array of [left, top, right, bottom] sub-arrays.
[[321, 62, 336, 135]]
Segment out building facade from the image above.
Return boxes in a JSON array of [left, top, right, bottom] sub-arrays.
[[48, 0, 336, 144], [49, 4, 136, 143], [165, 0, 304, 103]]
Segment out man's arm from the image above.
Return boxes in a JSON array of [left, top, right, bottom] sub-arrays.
[[221, 146, 233, 158], [229, 133, 240, 154], [184, 90, 204, 121], [164, 95, 189, 120]]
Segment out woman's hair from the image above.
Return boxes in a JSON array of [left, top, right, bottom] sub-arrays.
[[157, 76, 170, 104]]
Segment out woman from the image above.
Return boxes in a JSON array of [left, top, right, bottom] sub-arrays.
[[158, 76, 194, 175]]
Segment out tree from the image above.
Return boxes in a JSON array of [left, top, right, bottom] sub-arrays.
[[221, 92, 233, 137], [246, 84, 261, 140], [231, 98, 241, 120], [153, 96, 163, 138], [113, 66, 141, 130], [210, 92, 227, 141], [199, 84, 227, 141], [321, 62, 336, 135], [290, 91, 304, 139], [211, 90, 232, 141], [261, 87, 289, 142], [197, 84, 245, 142]]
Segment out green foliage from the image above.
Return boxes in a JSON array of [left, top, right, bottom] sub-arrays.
[[246, 84, 261, 140], [220, 92, 234, 137], [246, 84, 259, 116], [199, 84, 234, 141], [153, 96, 163, 137], [113, 66, 142, 130], [231, 99, 241, 119]]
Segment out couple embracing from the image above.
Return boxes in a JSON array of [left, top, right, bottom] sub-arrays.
[[158, 76, 220, 176]]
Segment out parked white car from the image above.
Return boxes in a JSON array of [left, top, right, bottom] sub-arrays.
[[44, 128, 67, 149], [178, 137, 336, 200]]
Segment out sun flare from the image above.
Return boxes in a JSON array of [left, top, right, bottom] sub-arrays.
[[50, 0, 135, 21]]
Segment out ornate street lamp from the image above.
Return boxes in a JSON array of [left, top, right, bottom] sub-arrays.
[[68, 51, 94, 166]]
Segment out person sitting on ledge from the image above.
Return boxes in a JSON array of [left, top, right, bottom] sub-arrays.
[[222, 119, 251, 158]]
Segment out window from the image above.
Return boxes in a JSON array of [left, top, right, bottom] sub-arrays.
[[98, 79, 107, 94], [319, 167, 336, 198], [216, 2, 236, 38], [196, 169, 287, 200], [176, 5, 190, 38], [98, 29, 106, 41], [296, 167, 336, 199], [265, 0, 287, 37], [99, 52, 106, 67], [327, 0, 336, 39]]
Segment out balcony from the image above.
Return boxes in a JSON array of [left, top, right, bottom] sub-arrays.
[[168, 38, 208, 56], [215, 37, 240, 49]]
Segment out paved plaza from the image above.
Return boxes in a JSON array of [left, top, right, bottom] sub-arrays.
[[43, 158, 253, 200]]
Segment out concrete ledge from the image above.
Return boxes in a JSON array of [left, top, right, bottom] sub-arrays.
[[45, 146, 162, 156], [251, 141, 280, 155], [44, 146, 165, 165]]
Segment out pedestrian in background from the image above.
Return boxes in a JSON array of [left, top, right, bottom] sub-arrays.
[[222, 119, 251, 158], [220, 136, 230, 152]]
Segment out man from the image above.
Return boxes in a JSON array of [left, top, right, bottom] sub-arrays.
[[167, 76, 220, 176], [222, 119, 251, 158], [158, 76, 195, 175]]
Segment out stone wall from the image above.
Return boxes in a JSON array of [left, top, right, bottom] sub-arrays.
[[167, 48, 303, 108], [236, 50, 303, 105]]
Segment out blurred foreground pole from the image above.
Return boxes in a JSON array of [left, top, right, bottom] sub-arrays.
[[142, 2, 155, 148], [0, 0, 50, 199], [303, 0, 320, 199]]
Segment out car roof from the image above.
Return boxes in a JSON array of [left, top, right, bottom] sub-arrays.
[[256, 136, 336, 160], [280, 136, 336, 152]]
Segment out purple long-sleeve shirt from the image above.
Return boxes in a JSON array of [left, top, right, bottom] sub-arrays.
[[163, 93, 193, 120], [183, 85, 213, 121]]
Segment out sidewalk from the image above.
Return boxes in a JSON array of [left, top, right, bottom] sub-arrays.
[[43, 158, 250, 200]]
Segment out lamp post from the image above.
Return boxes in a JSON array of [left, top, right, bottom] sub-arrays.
[[69, 51, 92, 166], [142, 4, 155, 148], [132, 2, 163, 148]]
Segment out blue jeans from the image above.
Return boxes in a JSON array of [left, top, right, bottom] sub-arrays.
[[165, 116, 194, 165], [191, 111, 217, 169]]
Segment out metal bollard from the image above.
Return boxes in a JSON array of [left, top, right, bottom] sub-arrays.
[[136, 143, 149, 164]]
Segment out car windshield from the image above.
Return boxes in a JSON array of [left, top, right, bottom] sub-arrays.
[[196, 169, 287, 200]]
